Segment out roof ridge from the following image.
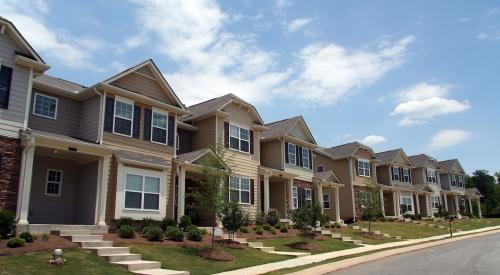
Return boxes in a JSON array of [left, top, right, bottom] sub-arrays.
[[266, 115, 301, 126], [376, 148, 401, 154]]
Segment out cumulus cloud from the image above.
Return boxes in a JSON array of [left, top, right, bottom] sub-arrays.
[[360, 135, 387, 146], [390, 83, 470, 126], [286, 18, 312, 33], [428, 129, 471, 149], [283, 35, 415, 105]]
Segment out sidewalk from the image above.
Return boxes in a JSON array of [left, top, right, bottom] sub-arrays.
[[214, 225, 500, 275]]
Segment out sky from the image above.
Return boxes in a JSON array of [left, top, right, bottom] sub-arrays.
[[1, 0, 499, 175]]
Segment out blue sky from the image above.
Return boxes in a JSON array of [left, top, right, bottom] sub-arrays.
[[2, 0, 499, 175]]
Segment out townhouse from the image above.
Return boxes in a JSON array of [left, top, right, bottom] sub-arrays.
[[407, 154, 443, 217]]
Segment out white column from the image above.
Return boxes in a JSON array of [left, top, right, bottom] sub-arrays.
[[97, 155, 111, 226], [454, 195, 460, 215], [425, 194, 431, 217], [415, 193, 420, 215], [287, 178, 294, 218], [317, 183, 324, 213], [477, 198, 482, 218], [392, 192, 397, 217], [334, 187, 340, 222], [443, 193, 448, 211], [468, 198, 473, 215], [177, 167, 186, 221], [263, 175, 270, 213], [16, 143, 36, 225], [396, 191, 401, 217], [379, 190, 385, 217]]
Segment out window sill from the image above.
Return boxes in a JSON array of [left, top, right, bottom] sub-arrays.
[[33, 113, 57, 120], [228, 147, 251, 155], [123, 208, 161, 212]]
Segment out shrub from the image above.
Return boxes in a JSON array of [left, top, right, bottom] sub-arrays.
[[7, 238, 25, 248], [262, 224, 272, 231], [273, 223, 282, 230], [320, 213, 330, 227], [220, 201, 244, 240], [253, 225, 263, 235], [141, 217, 158, 230], [186, 225, 203, 242], [255, 211, 267, 226], [116, 216, 134, 229], [179, 215, 192, 232], [200, 228, 208, 235], [19, 232, 33, 243], [280, 224, 289, 233], [0, 210, 16, 239], [323, 223, 330, 228], [334, 222, 341, 228], [242, 212, 251, 226], [161, 217, 177, 230], [165, 226, 184, 242], [239, 227, 249, 233], [117, 225, 135, 239], [143, 226, 164, 242], [41, 233, 50, 241], [270, 229, 276, 235], [266, 209, 281, 226]]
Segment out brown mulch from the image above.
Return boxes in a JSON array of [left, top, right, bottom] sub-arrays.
[[288, 242, 320, 251], [103, 233, 224, 249], [236, 227, 301, 240], [196, 248, 235, 261], [0, 235, 78, 256], [358, 232, 385, 240], [215, 239, 245, 249]]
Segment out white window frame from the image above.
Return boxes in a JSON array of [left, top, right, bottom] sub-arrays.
[[400, 196, 413, 213], [402, 168, 410, 183], [431, 195, 440, 210], [288, 143, 297, 165], [113, 96, 134, 137], [451, 174, 457, 186], [359, 191, 370, 208], [302, 147, 310, 169], [393, 166, 401, 181], [358, 158, 371, 177], [150, 108, 169, 145], [427, 169, 437, 183], [33, 93, 58, 120], [45, 169, 63, 196], [124, 173, 161, 211], [316, 165, 324, 173], [305, 188, 312, 205], [457, 175, 464, 187], [229, 176, 251, 205], [176, 132, 180, 151], [323, 193, 331, 209], [292, 186, 298, 209], [229, 123, 250, 154]]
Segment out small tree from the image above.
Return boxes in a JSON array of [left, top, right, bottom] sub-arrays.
[[291, 206, 313, 242], [219, 201, 244, 241], [361, 178, 381, 234]]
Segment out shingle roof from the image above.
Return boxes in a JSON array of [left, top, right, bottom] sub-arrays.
[[261, 116, 301, 139], [114, 150, 168, 168], [438, 159, 458, 173], [323, 141, 373, 159], [34, 74, 85, 93], [408, 154, 435, 167], [375, 149, 401, 165], [177, 148, 212, 163], [465, 187, 482, 197]]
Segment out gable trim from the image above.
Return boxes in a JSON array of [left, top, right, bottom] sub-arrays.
[[0, 18, 46, 64], [285, 117, 317, 145]]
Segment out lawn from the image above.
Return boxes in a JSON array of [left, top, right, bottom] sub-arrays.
[[355, 221, 448, 239], [0, 248, 130, 275], [338, 228, 399, 245], [434, 218, 500, 231], [257, 235, 357, 254], [128, 244, 291, 275]]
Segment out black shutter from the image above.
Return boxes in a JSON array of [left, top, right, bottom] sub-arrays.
[[285, 142, 289, 163], [409, 169, 412, 183], [104, 97, 114, 132], [224, 122, 229, 148], [299, 187, 306, 207], [167, 115, 174, 146], [425, 169, 429, 182], [250, 179, 255, 205], [249, 130, 254, 154], [143, 108, 152, 141], [355, 160, 360, 176], [309, 149, 312, 169], [0, 66, 13, 109], [132, 105, 141, 139], [400, 168, 403, 180], [391, 166, 395, 181], [297, 146, 302, 167]]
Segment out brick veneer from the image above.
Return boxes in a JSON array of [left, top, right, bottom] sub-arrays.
[[0, 136, 22, 212], [293, 179, 314, 189], [353, 185, 368, 220]]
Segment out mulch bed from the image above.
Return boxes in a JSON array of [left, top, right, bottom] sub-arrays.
[[0, 235, 78, 256], [196, 248, 235, 261], [357, 232, 385, 240], [288, 242, 320, 251], [215, 239, 245, 249], [104, 233, 225, 249], [236, 227, 301, 240]]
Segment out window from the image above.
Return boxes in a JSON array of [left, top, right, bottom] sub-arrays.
[[124, 173, 160, 210], [427, 169, 437, 183], [400, 196, 413, 213], [0, 65, 13, 109], [292, 186, 298, 209], [229, 176, 250, 204], [359, 191, 370, 208], [316, 165, 324, 173], [45, 169, 62, 196], [113, 98, 134, 137], [457, 175, 464, 187], [357, 159, 371, 177], [288, 143, 297, 165], [302, 148, 310, 168], [33, 93, 58, 119], [151, 110, 168, 144], [229, 124, 250, 153], [450, 175, 457, 186], [392, 166, 400, 181], [323, 193, 331, 209], [305, 188, 312, 206], [431, 196, 440, 209], [402, 168, 410, 183]]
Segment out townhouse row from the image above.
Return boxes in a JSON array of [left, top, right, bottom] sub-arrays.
[[0, 17, 482, 232]]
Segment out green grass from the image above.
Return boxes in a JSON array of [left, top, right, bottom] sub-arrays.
[[128, 244, 291, 275], [257, 235, 357, 254], [355, 221, 448, 239], [339, 228, 399, 244], [0, 248, 130, 275], [434, 218, 500, 231]]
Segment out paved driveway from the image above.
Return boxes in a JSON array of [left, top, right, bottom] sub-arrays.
[[330, 232, 500, 275]]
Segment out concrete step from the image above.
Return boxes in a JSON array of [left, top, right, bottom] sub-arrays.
[[234, 237, 247, 244], [360, 228, 368, 233], [248, 242, 263, 248], [267, 251, 311, 257], [352, 225, 360, 230], [348, 240, 363, 245], [103, 253, 142, 262], [320, 230, 331, 235], [383, 234, 390, 238], [438, 226, 446, 229], [114, 260, 161, 272], [79, 241, 113, 248], [393, 236, 402, 240], [257, 246, 275, 252], [85, 246, 130, 256], [373, 231, 381, 235], [56, 230, 91, 236], [134, 269, 189, 275], [331, 233, 342, 239], [64, 235, 103, 242], [341, 237, 352, 241]]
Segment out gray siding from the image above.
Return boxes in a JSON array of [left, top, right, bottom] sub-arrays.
[[79, 95, 100, 142], [28, 89, 81, 137], [74, 161, 98, 224], [177, 128, 193, 154]]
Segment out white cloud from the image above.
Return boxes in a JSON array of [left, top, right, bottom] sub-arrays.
[[0, 0, 104, 69], [390, 83, 470, 126], [458, 17, 471, 23], [130, 0, 289, 105], [360, 135, 387, 146], [283, 35, 415, 105], [428, 129, 471, 149], [274, 0, 291, 12], [286, 18, 312, 33]]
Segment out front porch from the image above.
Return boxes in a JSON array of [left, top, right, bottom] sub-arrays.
[[379, 184, 434, 218], [259, 166, 296, 219]]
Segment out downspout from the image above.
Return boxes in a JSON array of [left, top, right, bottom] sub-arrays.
[[22, 68, 34, 130], [94, 88, 104, 144]]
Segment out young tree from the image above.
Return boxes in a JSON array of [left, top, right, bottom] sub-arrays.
[[361, 178, 382, 234], [291, 206, 313, 242], [219, 201, 244, 241]]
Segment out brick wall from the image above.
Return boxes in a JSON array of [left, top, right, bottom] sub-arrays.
[[0, 136, 22, 212], [353, 185, 368, 220]]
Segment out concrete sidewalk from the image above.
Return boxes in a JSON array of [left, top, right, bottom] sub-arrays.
[[214, 226, 500, 275]]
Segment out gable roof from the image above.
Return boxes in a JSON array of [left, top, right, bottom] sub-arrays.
[[438, 159, 465, 174], [34, 74, 85, 93], [408, 154, 439, 168], [261, 116, 317, 144], [465, 187, 483, 197], [0, 16, 45, 63], [314, 170, 343, 185], [324, 141, 377, 160], [376, 148, 413, 166], [183, 93, 264, 125]]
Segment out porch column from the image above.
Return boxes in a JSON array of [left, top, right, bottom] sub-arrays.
[[317, 183, 324, 213], [263, 175, 270, 213], [379, 190, 385, 217], [16, 142, 36, 225], [392, 192, 397, 217], [396, 191, 401, 217], [454, 195, 460, 215], [415, 193, 420, 215], [334, 187, 340, 222], [477, 198, 482, 218], [425, 194, 431, 217], [287, 178, 294, 218], [443, 193, 448, 211], [177, 166, 186, 222], [97, 155, 111, 226], [468, 198, 473, 215]]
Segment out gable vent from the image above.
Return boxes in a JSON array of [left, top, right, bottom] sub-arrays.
[[135, 65, 156, 79]]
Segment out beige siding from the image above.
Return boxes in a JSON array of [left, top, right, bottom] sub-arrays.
[[288, 124, 307, 141], [103, 132, 175, 156], [29, 89, 81, 137], [322, 187, 338, 220], [377, 165, 391, 186], [260, 140, 282, 170], [285, 163, 313, 181], [110, 72, 176, 105], [314, 153, 336, 173], [79, 95, 100, 142], [331, 159, 354, 220], [394, 154, 411, 166], [411, 167, 425, 185], [105, 156, 117, 223], [352, 159, 377, 186], [192, 117, 216, 150], [269, 179, 287, 218]]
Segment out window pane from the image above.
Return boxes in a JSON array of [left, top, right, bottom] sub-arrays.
[[153, 112, 168, 129], [115, 101, 133, 119], [230, 125, 239, 137], [240, 140, 249, 152], [230, 190, 239, 202], [152, 127, 167, 143], [230, 137, 239, 150], [144, 177, 160, 193], [241, 191, 250, 203], [126, 174, 143, 191], [144, 193, 159, 210], [241, 179, 250, 190], [125, 191, 142, 209], [229, 177, 239, 189], [240, 128, 249, 140], [34, 95, 57, 118], [114, 117, 132, 135]]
